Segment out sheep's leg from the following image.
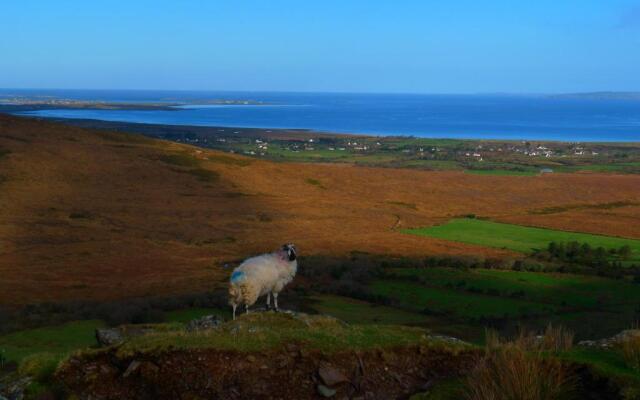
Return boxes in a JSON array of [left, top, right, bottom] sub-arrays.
[[232, 304, 237, 320], [266, 293, 271, 310], [273, 292, 279, 311], [245, 304, 249, 314]]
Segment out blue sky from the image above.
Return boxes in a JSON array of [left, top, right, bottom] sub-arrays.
[[1, 1, 639, 93]]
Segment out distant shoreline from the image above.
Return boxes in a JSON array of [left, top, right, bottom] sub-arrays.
[[5, 112, 640, 145]]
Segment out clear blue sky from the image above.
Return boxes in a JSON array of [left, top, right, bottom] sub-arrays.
[[1, 0, 639, 93]]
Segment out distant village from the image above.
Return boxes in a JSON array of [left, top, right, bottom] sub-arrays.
[[164, 128, 639, 173]]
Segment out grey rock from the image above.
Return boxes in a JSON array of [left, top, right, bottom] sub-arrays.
[[0, 376, 31, 400], [186, 315, 223, 332], [317, 384, 337, 398], [95, 325, 159, 347], [578, 329, 640, 349], [318, 365, 348, 386], [428, 334, 468, 345], [123, 360, 141, 378], [96, 328, 124, 347]]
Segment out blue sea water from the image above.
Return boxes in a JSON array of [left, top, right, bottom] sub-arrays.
[[3, 89, 640, 142]]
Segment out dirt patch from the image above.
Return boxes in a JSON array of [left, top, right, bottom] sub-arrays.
[[58, 345, 479, 399]]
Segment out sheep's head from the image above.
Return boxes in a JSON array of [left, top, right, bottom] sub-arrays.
[[282, 243, 297, 261]]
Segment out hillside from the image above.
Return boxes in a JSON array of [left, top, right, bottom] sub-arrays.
[[56, 312, 477, 399], [2, 114, 640, 305]]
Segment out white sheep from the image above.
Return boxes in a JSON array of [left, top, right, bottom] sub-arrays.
[[228, 243, 297, 320]]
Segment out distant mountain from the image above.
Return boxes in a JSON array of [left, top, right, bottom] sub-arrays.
[[550, 92, 640, 100]]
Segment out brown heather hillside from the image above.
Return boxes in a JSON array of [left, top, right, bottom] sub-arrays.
[[1, 114, 640, 305]]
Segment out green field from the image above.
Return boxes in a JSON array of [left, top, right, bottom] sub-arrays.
[[404, 218, 640, 260], [464, 169, 537, 176], [368, 266, 640, 340], [370, 280, 557, 320], [309, 295, 433, 325], [0, 320, 104, 362], [388, 268, 640, 309]]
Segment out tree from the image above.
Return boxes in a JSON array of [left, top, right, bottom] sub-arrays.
[[619, 245, 632, 260]]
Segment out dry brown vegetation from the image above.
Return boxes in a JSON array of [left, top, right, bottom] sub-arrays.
[[621, 335, 640, 372], [2, 114, 640, 305], [466, 327, 575, 400]]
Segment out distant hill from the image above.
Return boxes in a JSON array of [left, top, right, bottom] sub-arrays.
[[549, 91, 640, 100], [2, 114, 640, 305]]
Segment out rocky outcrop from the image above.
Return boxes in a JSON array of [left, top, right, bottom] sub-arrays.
[[95, 325, 163, 347], [0, 375, 32, 400], [578, 329, 640, 349], [185, 315, 223, 332], [58, 344, 479, 400]]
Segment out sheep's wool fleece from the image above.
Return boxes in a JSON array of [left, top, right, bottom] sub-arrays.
[[229, 251, 297, 305]]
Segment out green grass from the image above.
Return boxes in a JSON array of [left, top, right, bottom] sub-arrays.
[[185, 167, 219, 182], [464, 169, 537, 176], [158, 153, 201, 167], [164, 307, 230, 323], [305, 178, 325, 188], [115, 312, 445, 356], [370, 280, 557, 320], [404, 219, 640, 261], [378, 267, 640, 339], [386, 201, 418, 210], [556, 162, 640, 174], [560, 348, 640, 386], [0, 320, 104, 363], [388, 268, 640, 309], [409, 379, 465, 400], [309, 295, 433, 325]]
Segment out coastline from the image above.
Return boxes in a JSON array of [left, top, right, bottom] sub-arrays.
[[5, 111, 640, 145]]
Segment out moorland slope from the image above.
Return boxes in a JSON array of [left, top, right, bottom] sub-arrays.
[[1, 114, 640, 305]]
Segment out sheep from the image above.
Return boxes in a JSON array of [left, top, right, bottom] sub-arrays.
[[228, 243, 297, 320]]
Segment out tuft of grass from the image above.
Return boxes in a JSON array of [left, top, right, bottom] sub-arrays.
[[305, 178, 326, 189], [18, 352, 60, 382], [386, 201, 418, 210], [158, 153, 200, 167], [185, 168, 219, 182], [96, 131, 154, 144], [485, 325, 573, 353], [529, 201, 640, 215], [464, 169, 537, 176], [541, 324, 574, 353], [207, 154, 251, 166], [69, 211, 92, 219], [621, 335, 640, 372], [466, 329, 575, 400]]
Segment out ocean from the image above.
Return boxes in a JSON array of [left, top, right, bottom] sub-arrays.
[[3, 89, 640, 142]]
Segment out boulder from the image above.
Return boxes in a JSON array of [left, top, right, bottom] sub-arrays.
[[317, 384, 337, 398], [95, 325, 161, 347], [318, 365, 349, 386], [96, 328, 124, 347], [185, 315, 223, 332], [578, 329, 640, 349]]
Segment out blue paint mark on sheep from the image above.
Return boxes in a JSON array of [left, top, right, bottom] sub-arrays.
[[230, 271, 245, 283]]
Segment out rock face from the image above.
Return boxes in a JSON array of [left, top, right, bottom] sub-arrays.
[[95, 326, 161, 347], [0, 375, 32, 400], [96, 328, 124, 347], [185, 315, 223, 332], [578, 329, 640, 349], [318, 365, 349, 386]]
